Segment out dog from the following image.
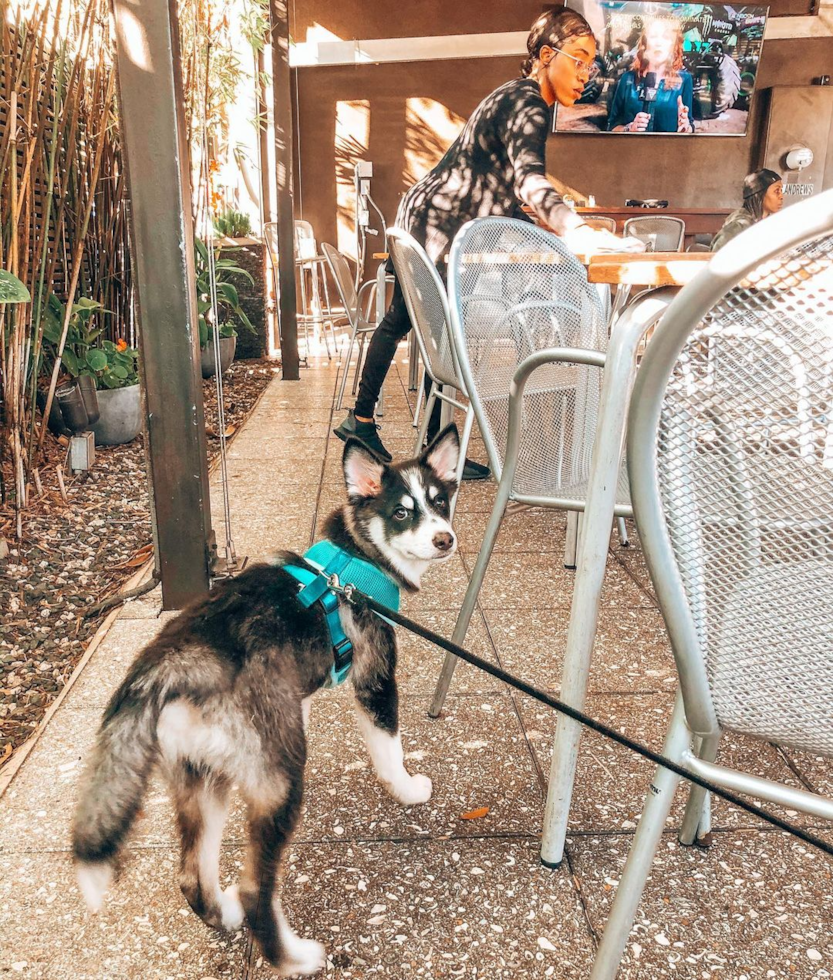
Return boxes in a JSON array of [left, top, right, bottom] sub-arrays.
[[71, 424, 461, 976]]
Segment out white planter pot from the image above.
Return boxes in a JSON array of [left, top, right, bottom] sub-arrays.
[[90, 383, 142, 446]]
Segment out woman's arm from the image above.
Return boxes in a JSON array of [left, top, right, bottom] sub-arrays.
[[504, 97, 583, 235]]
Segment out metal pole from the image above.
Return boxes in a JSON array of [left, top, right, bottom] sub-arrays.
[[269, 0, 299, 380], [111, 0, 213, 609]]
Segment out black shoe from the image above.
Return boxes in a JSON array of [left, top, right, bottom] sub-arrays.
[[462, 459, 491, 481], [333, 410, 392, 461]]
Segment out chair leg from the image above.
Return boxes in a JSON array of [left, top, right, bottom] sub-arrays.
[[616, 517, 629, 548], [428, 474, 512, 718], [415, 383, 436, 455], [412, 363, 426, 430], [450, 405, 476, 521], [590, 691, 691, 980], [678, 732, 720, 846], [564, 510, 580, 569], [352, 332, 367, 397], [335, 326, 358, 411]]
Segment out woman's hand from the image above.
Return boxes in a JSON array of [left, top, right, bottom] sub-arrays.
[[625, 111, 651, 133], [563, 225, 646, 256], [677, 96, 692, 134]]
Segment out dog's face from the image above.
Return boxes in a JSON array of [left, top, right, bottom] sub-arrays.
[[343, 424, 460, 588]]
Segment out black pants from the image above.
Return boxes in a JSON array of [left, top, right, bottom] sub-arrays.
[[354, 275, 441, 439]]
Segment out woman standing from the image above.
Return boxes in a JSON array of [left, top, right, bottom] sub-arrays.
[[607, 19, 694, 134], [334, 8, 642, 468], [711, 169, 783, 250]]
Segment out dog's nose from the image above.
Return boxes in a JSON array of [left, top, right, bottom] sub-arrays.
[[433, 531, 455, 552]]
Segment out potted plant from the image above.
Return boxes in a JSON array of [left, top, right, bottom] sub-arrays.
[[41, 294, 142, 446], [195, 237, 256, 377], [211, 209, 268, 359]]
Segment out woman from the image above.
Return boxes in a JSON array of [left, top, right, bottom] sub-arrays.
[[711, 169, 783, 251], [607, 19, 694, 134], [334, 8, 642, 469]]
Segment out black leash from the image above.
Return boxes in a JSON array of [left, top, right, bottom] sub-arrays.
[[342, 588, 833, 859]]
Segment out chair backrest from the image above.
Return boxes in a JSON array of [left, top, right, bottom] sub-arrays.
[[583, 216, 617, 233], [623, 215, 685, 252], [447, 217, 609, 499], [294, 219, 318, 262], [627, 189, 833, 758], [321, 243, 358, 325], [387, 228, 462, 391]]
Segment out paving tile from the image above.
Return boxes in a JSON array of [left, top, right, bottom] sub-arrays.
[[248, 836, 594, 980], [394, 608, 503, 697], [65, 619, 170, 709], [223, 455, 324, 487], [226, 433, 329, 461], [484, 605, 675, 695], [474, 552, 654, 611], [518, 692, 818, 834], [117, 584, 164, 620], [212, 515, 314, 560], [0, 848, 248, 980], [455, 507, 567, 554], [299, 693, 543, 842], [569, 831, 833, 980], [209, 480, 317, 523]]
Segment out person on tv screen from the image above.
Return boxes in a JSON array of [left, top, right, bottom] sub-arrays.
[[711, 169, 783, 250], [607, 19, 694, 134]]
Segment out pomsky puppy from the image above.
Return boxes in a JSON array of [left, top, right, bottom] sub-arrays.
[[71, 424, 461, 976]]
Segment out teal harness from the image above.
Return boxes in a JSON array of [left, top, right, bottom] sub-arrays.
[[282, 540, 400, 688]]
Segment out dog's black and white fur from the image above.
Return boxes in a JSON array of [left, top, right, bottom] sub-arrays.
[[71, 425, 460, 976]]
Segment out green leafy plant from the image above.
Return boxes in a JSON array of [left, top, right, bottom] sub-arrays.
[[194, 238, 255, 348], [41, 295, 139, 389], [213, 207, 253, 239], [0, 270, 31, 304]]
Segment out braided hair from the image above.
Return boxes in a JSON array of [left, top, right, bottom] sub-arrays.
[[521, 7, 595, 78]]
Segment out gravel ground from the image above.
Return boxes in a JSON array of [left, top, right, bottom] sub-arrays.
[[0, 359, 277, 763]]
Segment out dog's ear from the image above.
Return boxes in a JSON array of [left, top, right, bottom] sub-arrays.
[[420, 423, 460, 483], [343, 438, 387, 498]]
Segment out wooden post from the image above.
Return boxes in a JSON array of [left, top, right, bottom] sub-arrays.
[[269, 0, 299, 380], [111, 0, 213, 609]]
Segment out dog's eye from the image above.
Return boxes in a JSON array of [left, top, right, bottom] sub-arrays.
[[393, 507, 409, 521], [434, 496, 447, 508]]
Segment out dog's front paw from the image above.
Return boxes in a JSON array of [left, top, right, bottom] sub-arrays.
[[276, 937, 327, 977], [220, 884, 245, 932], [390, 773, 432, 806]]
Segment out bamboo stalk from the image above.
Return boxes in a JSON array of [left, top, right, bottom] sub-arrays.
[[38, 68, 116, 455]]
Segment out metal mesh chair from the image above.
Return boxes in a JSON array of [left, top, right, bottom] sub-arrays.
[[430, 216, 631, 715], [321, 243, 380, 411], [623, 215, 685, 252], [590, 190, 833, 979], [583, 216, 617, 233], [387, 228, 474, 509], [294, 220, 336, 359]]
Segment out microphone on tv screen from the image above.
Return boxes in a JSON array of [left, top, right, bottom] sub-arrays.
[[639, 71, 658, 132]]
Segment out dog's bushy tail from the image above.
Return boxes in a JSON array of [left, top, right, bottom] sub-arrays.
[[71, 662, 168, 910]]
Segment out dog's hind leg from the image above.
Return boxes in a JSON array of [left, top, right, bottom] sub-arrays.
[[170, 762, 243, 932], [353, 677, 432, 806], [239, 769, 325, 976]]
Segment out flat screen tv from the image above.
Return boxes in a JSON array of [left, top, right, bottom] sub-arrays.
[[552, 1, 769, 136]]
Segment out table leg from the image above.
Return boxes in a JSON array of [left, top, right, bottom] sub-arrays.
[[540, 288, 676, 868]]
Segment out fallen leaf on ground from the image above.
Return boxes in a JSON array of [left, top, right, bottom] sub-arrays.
[[109, 542, 154, 570], [206, 424, 237, 438], [460, 806, 490, 820]]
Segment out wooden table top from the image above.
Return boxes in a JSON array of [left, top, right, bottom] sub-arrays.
[[451, 250, 710, 287]]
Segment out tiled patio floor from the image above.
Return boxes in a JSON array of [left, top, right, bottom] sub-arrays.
[[1, 352, 831, 980]]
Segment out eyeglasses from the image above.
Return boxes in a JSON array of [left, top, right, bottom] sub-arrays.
[[548, 46, 597, 80]]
